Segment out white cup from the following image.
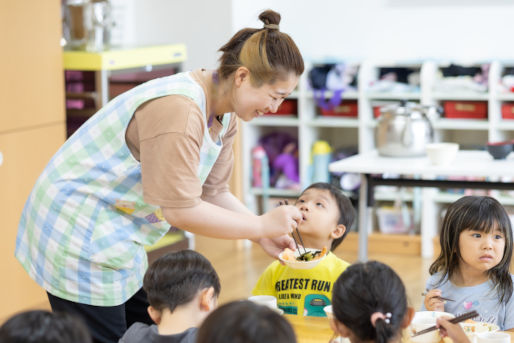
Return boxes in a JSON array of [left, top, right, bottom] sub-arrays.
[[248, 295, 277, 309], [476, 332, 511, 343]]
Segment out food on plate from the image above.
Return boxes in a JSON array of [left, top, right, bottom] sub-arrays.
[[281, 247, 327, 262]]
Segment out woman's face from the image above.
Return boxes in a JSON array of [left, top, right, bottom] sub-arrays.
[[232, 69, 299, 121]]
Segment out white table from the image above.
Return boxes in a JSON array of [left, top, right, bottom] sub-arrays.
[[329, 150, 514, 260]]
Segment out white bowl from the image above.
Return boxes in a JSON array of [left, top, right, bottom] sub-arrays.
[[409, 311, 455, 343], [278, 247, 327, 270], [426, 143, 459, 166], [426, 143, 459, 165]]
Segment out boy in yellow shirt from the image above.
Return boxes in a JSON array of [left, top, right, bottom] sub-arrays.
[[252, 182, 356, 317]]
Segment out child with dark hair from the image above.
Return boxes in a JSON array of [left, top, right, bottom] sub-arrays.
[[330, 261, 414, 343], [119, 250, 220, 343], [252, 182, 356, 317], [0, 310, 92, 343], [330, 261, 472, 343], [196, 300, 296, 343], [422, 195, 514, 331]]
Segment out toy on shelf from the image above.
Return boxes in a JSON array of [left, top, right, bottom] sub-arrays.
[[254, 132, 300, 190]]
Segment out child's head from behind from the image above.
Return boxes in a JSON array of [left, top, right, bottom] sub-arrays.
[[296, 182, 355, 251], [143, 250, 220, 321], [430, 195, 513, 302], [0, 310, 92, 343], [196, 300, 296, 343], [331, 261, 413, 343]]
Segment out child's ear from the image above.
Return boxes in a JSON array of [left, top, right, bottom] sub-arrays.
[[199, 287, 217, 312], [330, 318, 351, 338], [401, 307, 415, 329], [331, 224, 346, 239], [147, 306, 162, 325]]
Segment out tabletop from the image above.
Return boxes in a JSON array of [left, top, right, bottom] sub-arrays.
[[329, 150, 514, 178]]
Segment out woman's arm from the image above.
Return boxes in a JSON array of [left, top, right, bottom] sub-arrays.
[[162, 197, 301, 240], [166, 191, 297, 257]]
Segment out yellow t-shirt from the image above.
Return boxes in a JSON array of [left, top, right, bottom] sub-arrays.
[[252, 252, 349, 317]]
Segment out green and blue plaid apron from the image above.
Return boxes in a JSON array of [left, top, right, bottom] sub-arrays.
[[15, 72, 231, 306]]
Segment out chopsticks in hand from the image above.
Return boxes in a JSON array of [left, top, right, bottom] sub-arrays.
[[411, 310, 479, 337], [277, 200, 307, 256], [421, 291, 455, 302]]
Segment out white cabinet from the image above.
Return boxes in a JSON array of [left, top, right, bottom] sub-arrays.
[[241, 59, 514, 255]]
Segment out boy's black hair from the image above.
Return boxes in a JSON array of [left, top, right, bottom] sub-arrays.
[[332, 261, 407, 343], [301, 182, 356, 251], [196, 300, 296, 343], [0, 310, 92, 343], [143, 250, 221, 312], [429, 195, 513, 303]]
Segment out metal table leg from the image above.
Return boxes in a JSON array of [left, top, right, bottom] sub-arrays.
[[95, 69, 109, 109]]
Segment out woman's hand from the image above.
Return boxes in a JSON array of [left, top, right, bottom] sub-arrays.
[[257, 235, 295, 259], [436, 317, 470, 343], [259, 204, 302, 238], [424, 289, 445, 311]]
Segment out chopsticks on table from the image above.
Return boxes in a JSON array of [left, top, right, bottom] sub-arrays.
[[421, 292, 455, 302], [411, 310, 479, 337]]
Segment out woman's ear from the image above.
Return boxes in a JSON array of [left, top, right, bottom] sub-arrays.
[[401, 307, 415, 329], [331, 224, 346, 240], [147, 306, 162, 325], [199, 287, 217, 312], [234, 66, 250, 87]]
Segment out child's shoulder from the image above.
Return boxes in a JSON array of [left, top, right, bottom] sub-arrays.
[[120, 322, 154, 343]]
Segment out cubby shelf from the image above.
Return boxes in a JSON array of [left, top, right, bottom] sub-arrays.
[[241, 59, 514, 256]]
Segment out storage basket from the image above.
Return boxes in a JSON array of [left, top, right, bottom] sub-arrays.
[[319, 100, 358, 117], [443, 101, 487, 119], [376, 206, 413, 234]]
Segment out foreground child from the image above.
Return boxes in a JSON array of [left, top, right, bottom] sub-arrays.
[[0, 310, 92, 343], [196, 300, 296, 343], [422, 196, 514, 331], [252, 182, 355, 316], [330, 261, 472, 343], [119, 250, 220, 343]]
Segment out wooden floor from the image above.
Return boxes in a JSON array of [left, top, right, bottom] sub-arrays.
[[195, 236, 434, 310]]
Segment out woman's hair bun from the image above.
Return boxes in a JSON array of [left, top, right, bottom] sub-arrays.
[[259, 10, 281, 26]]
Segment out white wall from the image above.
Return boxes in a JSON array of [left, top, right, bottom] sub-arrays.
[[231, 0, 514, 63], [111, 0, 232, 70], [110, 0, 514, 69]]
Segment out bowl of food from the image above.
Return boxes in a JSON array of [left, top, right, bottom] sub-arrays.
[[279, 247, 327, 270], [426, 143, 459, 165], [487, 140, 513, 160], [460, 320, 499, 336], [409, 311, 455, 343]]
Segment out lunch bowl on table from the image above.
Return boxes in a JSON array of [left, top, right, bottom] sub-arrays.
[[408, 311, 455, 343], [486, 140, 513, 160], [278, 247, 327, 270], [460, 321, 499, 336]]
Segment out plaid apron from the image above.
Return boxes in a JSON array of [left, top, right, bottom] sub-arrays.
[[15, 72, 231, 306]]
